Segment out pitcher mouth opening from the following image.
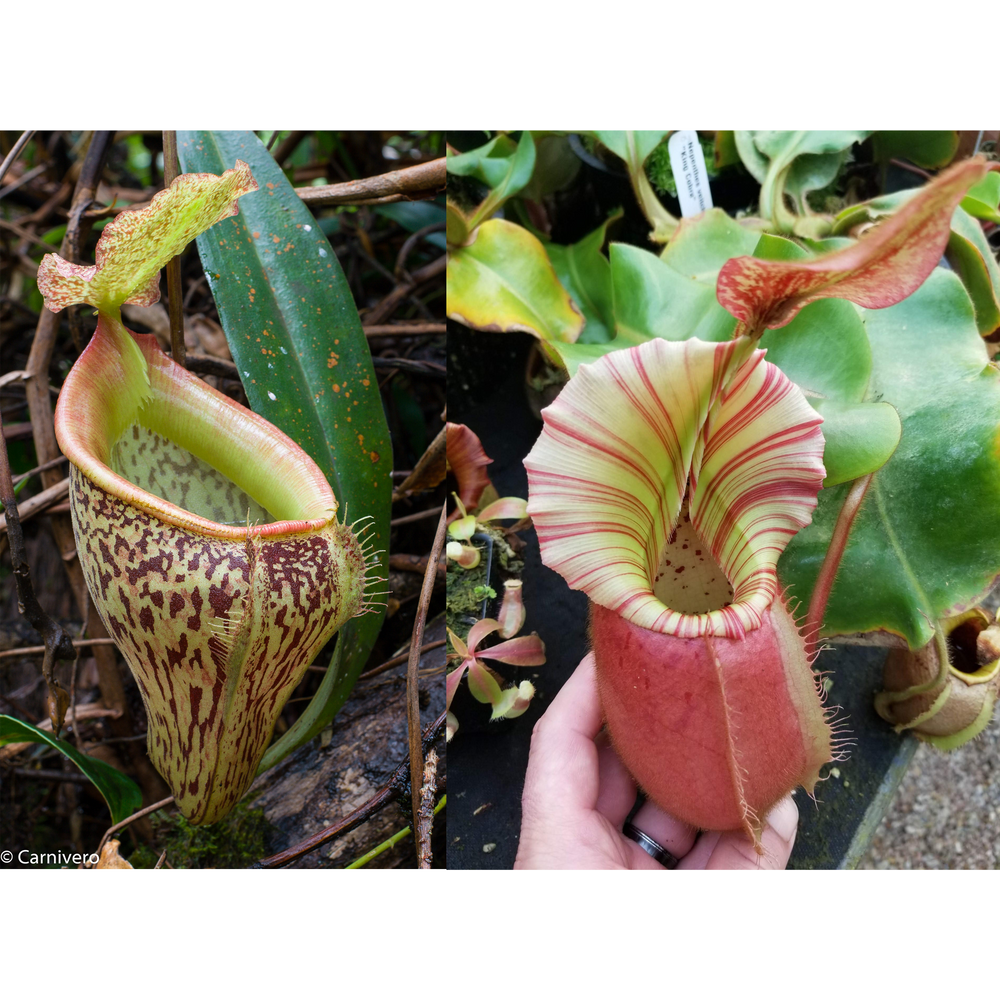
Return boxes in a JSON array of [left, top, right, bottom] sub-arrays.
[[652, 502, 734, 616], [524, 337, 826, 643], [622, 488, 777, 642], [56, 319, 338, 540]]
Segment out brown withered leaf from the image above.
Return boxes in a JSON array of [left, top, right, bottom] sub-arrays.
[[95, 839, 133, 869]]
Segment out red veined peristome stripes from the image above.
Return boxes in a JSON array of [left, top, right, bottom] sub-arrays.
[[525, 337, 826, 639]]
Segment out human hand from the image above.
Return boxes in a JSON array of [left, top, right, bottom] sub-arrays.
[[514, 653, 799, 869]]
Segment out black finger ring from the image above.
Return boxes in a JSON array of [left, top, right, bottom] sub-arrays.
[[623, 821, 680, 869]]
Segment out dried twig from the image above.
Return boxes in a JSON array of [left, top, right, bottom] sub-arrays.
[[365, 255, 446, 326], [162, 130, 185, 369], [394, 223, 446, 281], [406, 505, 448, 840], [68, 606, 86, 749], [0, 130, 35, 187], [180, 353, 240, 381], [18, 179, 73, 228], [12, 454, 68, 485], [12, 768, 88, 784], [388, 553, 446, 580], [88, 795, 176, 866], [63, 131, 115, 353], [390, 505, 443, 527], [364, 322, 445, 338], [370, 356, 446, 379], [416, 748, 438, 868], [0, 477, 69, 533], [272, 130, 310, 166], [0, 160, 49, 203], [355, 639, 445, 681], [0, 217, 58, 253], [295, 157, 445, 208], [0, 636, 117, 660], [1, 422, 33, 441]]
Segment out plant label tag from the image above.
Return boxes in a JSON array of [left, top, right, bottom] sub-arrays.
[[668, 130, 713, 217]]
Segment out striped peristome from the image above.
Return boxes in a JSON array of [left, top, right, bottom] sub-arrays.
[[525, 337, 825, 639]]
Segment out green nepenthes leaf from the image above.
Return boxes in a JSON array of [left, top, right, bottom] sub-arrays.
[[807, 399, 901, 487], [779, 268, 1000, 649], [611, 242, 737, 346], [447, 132, 537, 230], [717, 157, 998, 333], [544, 211, 621, 344], [446, 218, 584, 343], [176, 131, 390, 771], [872, 131, 960, 170], [961, 172, 1000, 224], [37, 162, 257, 314], [660, 208, 761, 280], [592, 131, 668, 168], [0, 715, 142, 825], [734, 131, 871, 233], [591, 131, 677, 242], [447, 134, 519, 189], [947, 207, 1000, 338], [829, 187, 914, 234]]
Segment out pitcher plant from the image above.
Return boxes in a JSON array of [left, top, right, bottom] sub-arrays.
[[38, 162, 377, 824]]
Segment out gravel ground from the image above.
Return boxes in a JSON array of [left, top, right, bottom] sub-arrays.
[[859, 711, 1000, 869]]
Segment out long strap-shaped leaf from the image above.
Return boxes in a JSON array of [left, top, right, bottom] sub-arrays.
[[177, 132, 391, 769], [525, 337, 825, 638]]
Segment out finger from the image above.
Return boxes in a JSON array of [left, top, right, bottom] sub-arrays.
[[536, 652, 603, 741], [594, 732, 637, 825], [628, 797, 698, 863], [521, 654, 603, 818], [678, 795, 799, 872]]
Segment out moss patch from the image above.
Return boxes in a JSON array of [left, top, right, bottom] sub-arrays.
[[128, 798, 275, 869]]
